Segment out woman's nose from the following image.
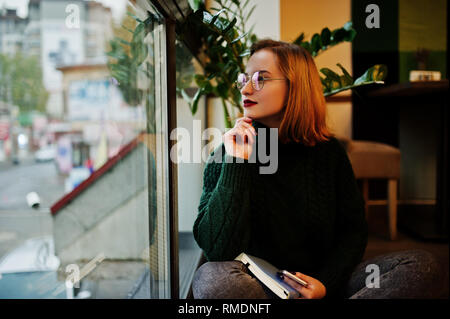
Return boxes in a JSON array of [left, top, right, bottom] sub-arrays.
[[240, 79, 253, 95]]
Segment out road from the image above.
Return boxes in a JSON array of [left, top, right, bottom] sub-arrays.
[[0, 159, 65, 259], [0, 159, 66, 211], [0, 209, 53, 259]]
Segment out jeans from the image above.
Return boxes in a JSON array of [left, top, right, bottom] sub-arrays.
[[192, 249, 443, 299]]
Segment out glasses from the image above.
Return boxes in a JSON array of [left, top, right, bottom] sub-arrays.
[[236, 71, 286, 91]]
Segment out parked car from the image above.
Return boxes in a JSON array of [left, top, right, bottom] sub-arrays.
[[34, 145, 57, 162], [0, 235, 65, 298]]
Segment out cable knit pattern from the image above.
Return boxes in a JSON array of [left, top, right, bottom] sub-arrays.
[[193, 120, 368, 298]]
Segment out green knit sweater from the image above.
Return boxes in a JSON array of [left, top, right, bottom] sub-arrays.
[[193, 120, 368, 298]]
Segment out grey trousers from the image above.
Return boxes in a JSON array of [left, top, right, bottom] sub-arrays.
[[192, 249, 443, 299]]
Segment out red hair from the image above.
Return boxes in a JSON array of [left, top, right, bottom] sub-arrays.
[[250, 39, 334, 146]]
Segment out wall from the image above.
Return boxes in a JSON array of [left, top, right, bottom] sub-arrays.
[[398, 0, 447, 82], [176, 96, 206, 232]]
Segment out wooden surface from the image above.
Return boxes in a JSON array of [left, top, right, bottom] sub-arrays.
[[367, 80, 449, 97]]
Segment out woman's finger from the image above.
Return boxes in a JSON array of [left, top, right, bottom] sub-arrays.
[[293, 272, 312, 285], [238, 122, 256, 136], [239, 127, 256, 144], [283, 276, 309, 298], [244, 128, 255, 144], [231, 127, 247, 143], [236, 117, 253, 125], [232, 128, 255, 146]]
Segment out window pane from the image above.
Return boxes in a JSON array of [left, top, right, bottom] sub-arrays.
[[0, 0, 169, 299]]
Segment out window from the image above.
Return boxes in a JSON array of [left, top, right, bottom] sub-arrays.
[[0, 0, 172, 299]]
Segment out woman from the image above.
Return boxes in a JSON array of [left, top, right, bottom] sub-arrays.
[[192, 39, 442, 299]]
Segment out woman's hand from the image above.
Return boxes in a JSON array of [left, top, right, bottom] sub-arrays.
[[282, 271, 327, 299], [223, 117, 257, 160]]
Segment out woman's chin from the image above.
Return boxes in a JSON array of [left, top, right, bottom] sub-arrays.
[[243, 110, 258, 119]]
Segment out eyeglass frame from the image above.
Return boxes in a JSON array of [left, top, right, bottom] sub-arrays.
[[236, 71, 287, 91]]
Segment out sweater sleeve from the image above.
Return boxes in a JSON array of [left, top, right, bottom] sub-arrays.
[[193, 144, 255, 261], [315, 140, 369, 298]]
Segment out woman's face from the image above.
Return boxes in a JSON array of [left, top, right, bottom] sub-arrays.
[[240, 49, 288, 127]]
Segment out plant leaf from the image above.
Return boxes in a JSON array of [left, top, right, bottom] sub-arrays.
[[180, 88, 193, 104], [188, 0, 202, 11], [191, 88, 204, 115], [299, 41, 312, 54], [239, 49, 251, 57], [293, 32, 305, 46], [336, 63, 353, 86], [343, 21, 353, 30], [210, 9, 226, 28], [127, 11, 143, 23], [320, 68, 341, 82], [323, 64, 387, 97], [231, 31, 248, 44], [222, 16, 237, 35], [320, 28, 331, 47]]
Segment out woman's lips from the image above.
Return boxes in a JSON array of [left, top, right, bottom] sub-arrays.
[[243, 99, 257, 107]]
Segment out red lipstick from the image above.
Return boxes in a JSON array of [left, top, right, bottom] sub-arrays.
[[243, 99, 257, 107]]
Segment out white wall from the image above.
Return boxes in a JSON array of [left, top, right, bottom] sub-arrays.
[[246, 0, 280, 41], [176, 97, 206, 232]]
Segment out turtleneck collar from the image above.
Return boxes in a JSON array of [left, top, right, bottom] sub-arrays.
[[251, 120, 268, 130], [250, 119, 306, 154]]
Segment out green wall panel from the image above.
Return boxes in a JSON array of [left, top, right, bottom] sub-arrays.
[[398, 0, 447, 82]]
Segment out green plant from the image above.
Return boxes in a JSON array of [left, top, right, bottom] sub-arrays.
[[293, 21, 387, 96], [293, 22, 356, 58], [177, 0, 258, 128], [320, 63, 387, 96], [178, 1, 387, 127]]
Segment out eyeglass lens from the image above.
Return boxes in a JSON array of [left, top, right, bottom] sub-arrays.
[[237, 71, 263, 90]]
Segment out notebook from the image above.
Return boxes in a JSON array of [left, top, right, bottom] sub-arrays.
[[234, 252, 300, 299]]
